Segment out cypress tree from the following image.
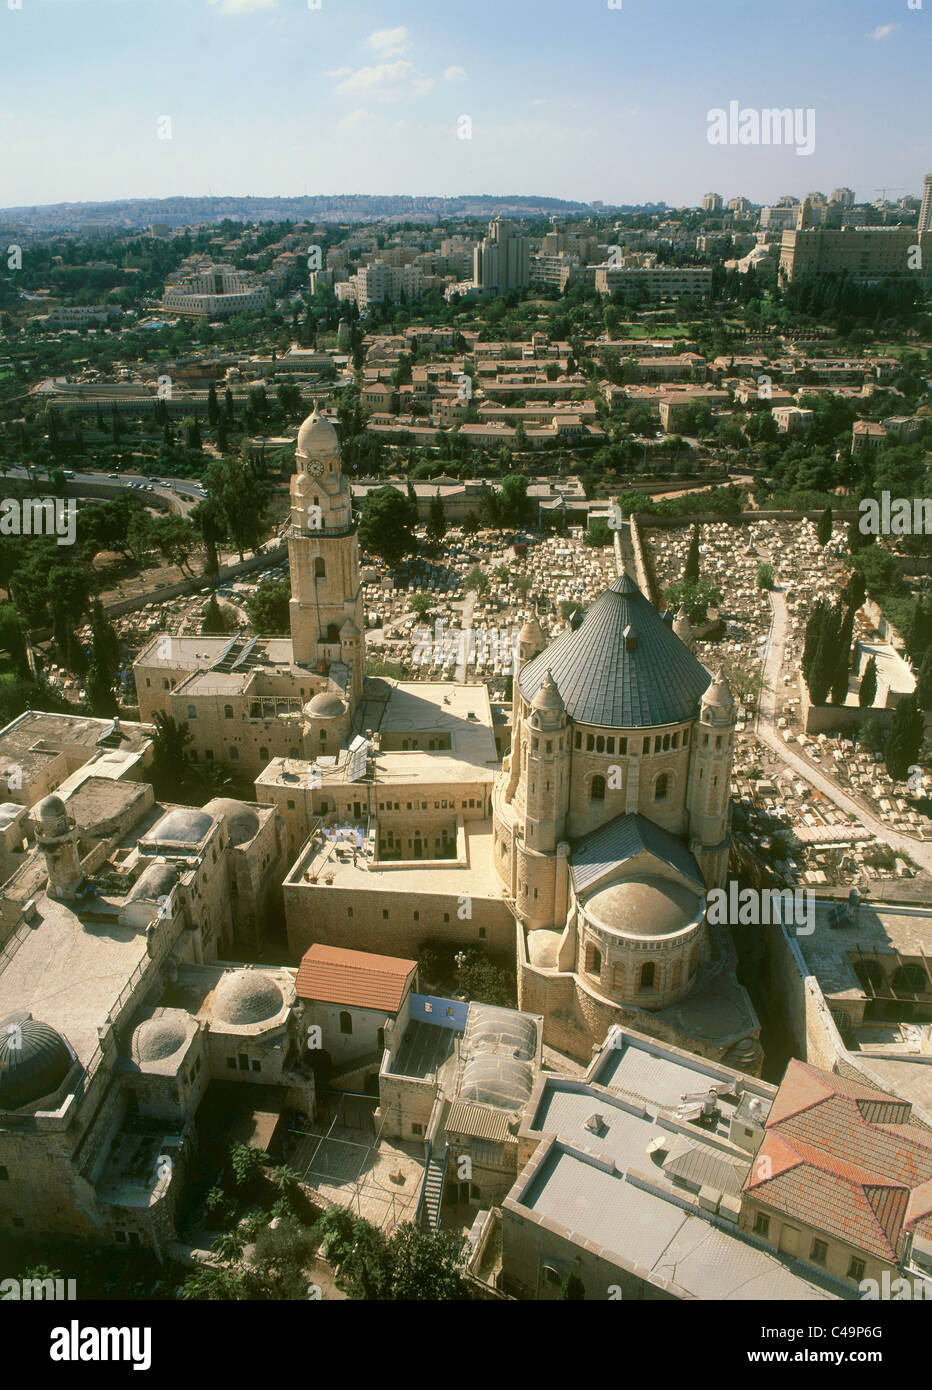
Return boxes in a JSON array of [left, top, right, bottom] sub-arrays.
[[684, 523, 700, 584], [859, 655, 878, 708], [885, 694, 924, 783]]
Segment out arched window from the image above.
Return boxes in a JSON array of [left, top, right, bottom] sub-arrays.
[[590, 774, 606, 801], [314, 557, 326, 579], [655, 773, 670, 801], [339, 1011, 353, 1035], [893, 964, 926, 993], [187, 705, 197, 720], [224, 704, 234, 719], [327, 623, 340, 643], [639, 961, 655, 991], [585, 943, 602, 976]]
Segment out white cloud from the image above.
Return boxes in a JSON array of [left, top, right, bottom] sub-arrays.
[[867, 23, 900, 39], [335, 61, 435, 103], [443, 66, 467, 81], [336, 108, 376, 132], [365, 27, 410, 59], [207, 0, 276, 13], [324, 67, 353, 78]]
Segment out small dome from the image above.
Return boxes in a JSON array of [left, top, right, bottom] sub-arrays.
[[519, 617, 543, 643], [530, 670, 564, 713], [131, 1014, 188, 1064], [212, 970, 284, 1026], [0, 1011, 75, 1111], [527, 930, 561, 969], [585, 875, 703, 939], [702, 666, 734, 710], [34, 794, 69, 835], [148, 807, 213, 845], [203, 797, 260, 847], [297, 409, 340, 459], [306, 691, 345, 719], [129, 861, 178, 902]]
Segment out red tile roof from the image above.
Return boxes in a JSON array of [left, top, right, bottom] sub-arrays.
[[746, 1060, 932, 1263], [295, 944, 416, 1013]]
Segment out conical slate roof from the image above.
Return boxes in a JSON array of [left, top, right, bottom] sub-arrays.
[[517, 572, 711, 728]]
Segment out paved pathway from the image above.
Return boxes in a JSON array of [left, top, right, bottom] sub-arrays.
[[754, 582, 932, 876]]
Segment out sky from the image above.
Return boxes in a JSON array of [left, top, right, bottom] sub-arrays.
[[0, 0, 929, 210]]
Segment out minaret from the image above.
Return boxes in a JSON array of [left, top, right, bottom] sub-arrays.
[[33, 795, 84, 901], [686, 667, 735, 889], [287, 409, 365, 698]]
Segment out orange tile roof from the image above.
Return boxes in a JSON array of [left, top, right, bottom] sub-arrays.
[[746, 1060, 932, 1263], [296, 944, 416, 1013]]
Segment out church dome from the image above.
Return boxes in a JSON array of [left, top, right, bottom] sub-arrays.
[[203, 797, 260, 847], [129, 861, 178, 902], [306, 691, 345, 719], [212, 970, 284, 1026], [34, 794, 69, 836], [585, 875, 703, 939], [131, 1014, 188, 1064], [297, 409, 340, 458], [0, 1011, 75, 1111], [517, 571, 711, 729], [148, 807, 213, 846]]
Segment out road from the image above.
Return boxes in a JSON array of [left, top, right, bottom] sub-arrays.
[[5, 466, 203, 515], [755, 581, 932, 875]]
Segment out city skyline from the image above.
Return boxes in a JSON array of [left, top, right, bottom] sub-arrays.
[[0, 0, 929, 209]]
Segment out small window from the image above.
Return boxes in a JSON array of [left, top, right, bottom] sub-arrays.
[[224, 705, 234, 719], [260, 747, 269, 760], [346, 907, 354, 918], [229, 746, 239, 761], [590, 774, 606, 801], [188, 705, 197, 719], [251, 1060, 261, 1072], [810, 1239, 828, 1266], [847, 1257, 866, 1282], [655, 773, 669, 801], [443, 913, 450, 923], [753, 1211, 770, 1237], [606, 738, 614, 755], [639, 961, 655, 991], [339, 1011, 353, 1035], [412, 1122, 424, 1136], [382, 909, 389, 920], [314, 557, 326, 578], [478, 926, 486, 939], [413, 911, 419, 922], [586, 734, 594, 752], [642, 737, 650, 754], [226, 1057, 237, 1070], [0, 1166, 8, 1181], [287, 799, 295, 810]]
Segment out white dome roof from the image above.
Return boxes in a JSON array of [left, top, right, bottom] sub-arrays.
[[297, 410, 340, 458], [132, 1014, 188, 1064], [203, 797, 260, 847], [306, 691, 345, 719]]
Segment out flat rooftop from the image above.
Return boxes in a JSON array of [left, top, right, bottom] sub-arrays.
[[0, 893, 149, 1067], [594, 1033, 747, 1111], [0, 710, 150, 757], [287, 819, 504, 899], [796, 900, 932, 1000]]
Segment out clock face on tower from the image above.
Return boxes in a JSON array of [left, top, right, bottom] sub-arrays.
[[305, 460, 327, 479]]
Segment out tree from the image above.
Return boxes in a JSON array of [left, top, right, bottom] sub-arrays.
[[246, 579, 291, 635], [201, 593, 231, 635], [756, 563, 774, 590], [684, 523, 700, 584], [857, 719, 885, 755], [152, 514, 197, 575], [426, 490, 446, 545], [584, 519, 613, 548], [885, 694, 924, 783], [664, 577, 722, 625], [560, 1272, 586, 1300], [203, 456, 271, 562], [207, 381, 221, 427], [859, 655, 878, 708], [224, 387, 235, 424], [830, 605, 855, 706], [917, 648, 932, 711], [191, 496, 226, 578], [382, 1225, 468, 1301], [149, 712, 195, 800], [357, 487, 417, 568], [85, 600, 120, 716], [499, 473, 531, 527], [816, 505, 833, 547]]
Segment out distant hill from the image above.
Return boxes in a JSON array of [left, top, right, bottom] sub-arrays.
[[0, 192, 666, 234]]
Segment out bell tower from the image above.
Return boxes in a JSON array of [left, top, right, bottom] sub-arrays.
[[287, 409, 365, 698]]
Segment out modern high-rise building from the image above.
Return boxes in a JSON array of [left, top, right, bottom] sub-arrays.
[[473, 218, 530, 292], [918, 173, 932, 234], [701, 192, 723, 212]]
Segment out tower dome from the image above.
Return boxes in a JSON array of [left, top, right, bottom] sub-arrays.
[[531, 670, 564, 713], [305, 691, 346, 720], [34, 794, 70, 838], [296, 409, 340, 461], [702, 666, 734, 712], [0, 1011, 75, 1111]]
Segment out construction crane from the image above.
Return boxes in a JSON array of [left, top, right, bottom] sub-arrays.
[[875, 186, 907, 202]]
